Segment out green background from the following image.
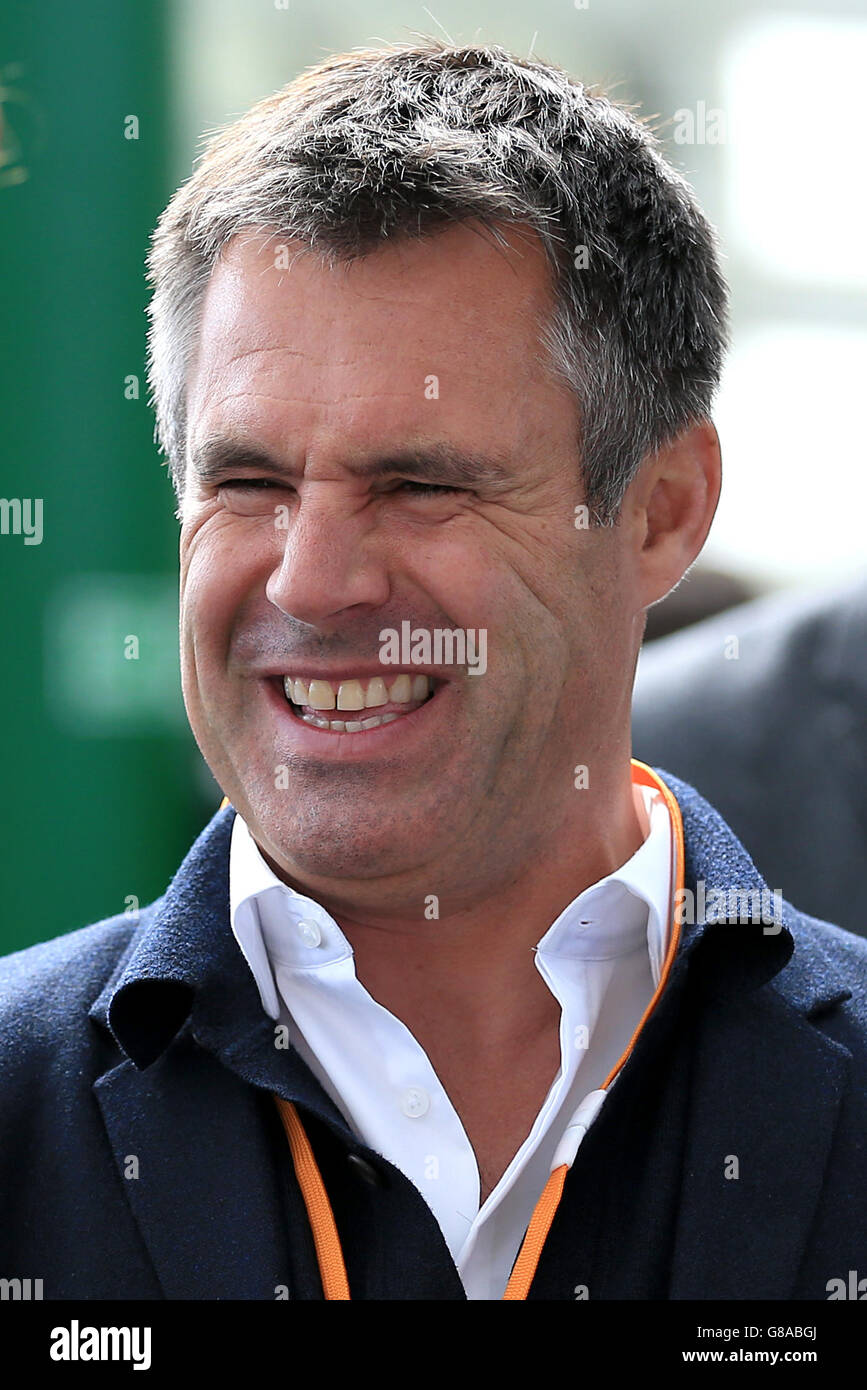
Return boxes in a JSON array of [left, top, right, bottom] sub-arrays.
[[0, 0, 215, 953]]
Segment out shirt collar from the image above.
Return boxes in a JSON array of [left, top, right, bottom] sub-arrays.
[[230, 777, 673, 1018], [230, 816, 356, 1018], [534, 781, 672, 984]]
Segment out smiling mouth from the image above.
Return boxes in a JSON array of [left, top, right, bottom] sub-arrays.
[[279, 673, 437, 732]]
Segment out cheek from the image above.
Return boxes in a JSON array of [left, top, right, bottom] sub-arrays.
[[178, 580, 236, 718], [180, 517, 262, 644], [412, 527, 531, 617]]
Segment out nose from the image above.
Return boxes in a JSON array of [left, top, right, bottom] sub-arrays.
[[264, 488, 391, 625]]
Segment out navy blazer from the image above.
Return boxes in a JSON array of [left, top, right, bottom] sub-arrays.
[[1, 772, 866, 1300]]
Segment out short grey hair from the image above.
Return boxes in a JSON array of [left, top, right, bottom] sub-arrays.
[[145, 38, 728, 523]]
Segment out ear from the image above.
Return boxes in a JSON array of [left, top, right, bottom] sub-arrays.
[[625, 420, 722, 609]]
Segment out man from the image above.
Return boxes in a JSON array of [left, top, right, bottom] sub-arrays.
[[634, 573, 867, 937], [1, 39, 865, 1302]]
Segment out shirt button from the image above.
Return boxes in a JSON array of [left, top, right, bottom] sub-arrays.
[[296, 918, 321, 948], [400, 1087, 430, 1118]]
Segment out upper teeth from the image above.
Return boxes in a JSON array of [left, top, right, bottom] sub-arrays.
[[283, 674, 432, 711]]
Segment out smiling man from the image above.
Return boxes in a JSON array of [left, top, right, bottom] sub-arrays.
[[1, 39, 866, 1303]]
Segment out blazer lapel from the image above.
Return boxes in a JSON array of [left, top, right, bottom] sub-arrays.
[[89, 804, 356, 1299], [668, 982, 850, 1299], [93, 1034, 295, 1299], [660, 771, 853, 1300]]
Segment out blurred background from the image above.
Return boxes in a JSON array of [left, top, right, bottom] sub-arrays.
[[1, 0, 866, 951]]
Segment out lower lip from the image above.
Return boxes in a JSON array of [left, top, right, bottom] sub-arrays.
[[261, 677, 448, 759]]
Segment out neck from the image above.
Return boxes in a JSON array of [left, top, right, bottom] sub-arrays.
[[324, 768, 647, 1048]]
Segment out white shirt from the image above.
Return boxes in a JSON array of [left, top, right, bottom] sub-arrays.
[[229, 781, 673, 1300]]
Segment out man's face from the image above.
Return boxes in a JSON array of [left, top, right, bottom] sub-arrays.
[[180, 222, 642, 902]]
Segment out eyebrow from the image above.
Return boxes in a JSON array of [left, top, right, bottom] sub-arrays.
[[187, 435, 514, 489]]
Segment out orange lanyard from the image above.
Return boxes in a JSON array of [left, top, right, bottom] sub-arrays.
[[264, 760, 685, 1300]]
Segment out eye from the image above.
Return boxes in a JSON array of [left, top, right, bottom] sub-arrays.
[[394, 480, 465, 497], [215, 477, 291, 516], [218, 478, 280, 491]]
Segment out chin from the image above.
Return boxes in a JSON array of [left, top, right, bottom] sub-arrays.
[[249, 804, 436, 883]]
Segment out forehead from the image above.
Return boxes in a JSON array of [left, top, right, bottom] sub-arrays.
[[185, 221, 561, 448]]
